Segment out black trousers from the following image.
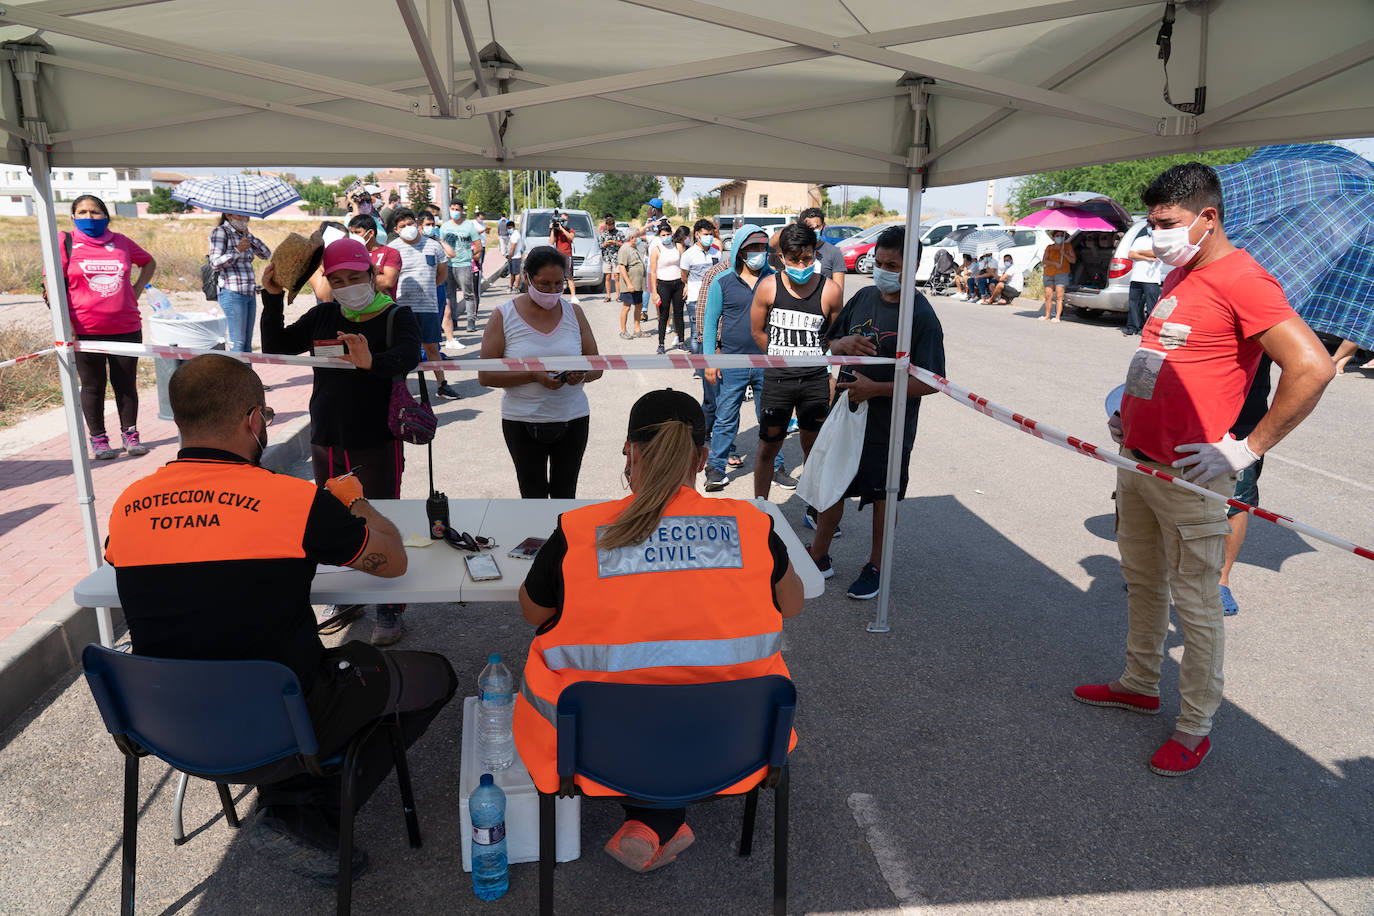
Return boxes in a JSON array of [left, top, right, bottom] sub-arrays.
[[622, 804, 688, 844], [253, 642, 457, 843], [501, 415, 590, 499], [1126, 281, 1161, 333], [654, 278, 686, 346], [75, 331, 141, 435]]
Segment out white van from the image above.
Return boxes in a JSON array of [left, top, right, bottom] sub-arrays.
[[716, 213, 797, 250], [912, 216, 1006, 282]]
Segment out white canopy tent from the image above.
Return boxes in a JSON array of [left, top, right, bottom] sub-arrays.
[[4, 0, 1370, 637]]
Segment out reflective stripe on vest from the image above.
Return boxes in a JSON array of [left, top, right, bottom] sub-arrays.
[[520, 675, 558, 725], [541, 632, 782, 674]]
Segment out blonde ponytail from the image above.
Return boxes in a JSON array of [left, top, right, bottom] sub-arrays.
[[598, 420, 698, 550]]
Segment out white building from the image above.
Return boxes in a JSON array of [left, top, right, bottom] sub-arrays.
[[0, 166, 155, 217]]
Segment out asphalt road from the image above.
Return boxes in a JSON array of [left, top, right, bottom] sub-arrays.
[[1, 274, 1371, 915]]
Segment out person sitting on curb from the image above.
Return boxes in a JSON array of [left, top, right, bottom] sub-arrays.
[[982, 254, 1020, 304]]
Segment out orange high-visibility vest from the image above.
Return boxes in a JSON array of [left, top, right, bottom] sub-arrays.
[[514, 486, 794, 795], [105, 457, 318, 568]]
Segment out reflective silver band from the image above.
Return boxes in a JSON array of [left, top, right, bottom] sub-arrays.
[[520, 675, 559, 726], [541, 632, 782, 674]]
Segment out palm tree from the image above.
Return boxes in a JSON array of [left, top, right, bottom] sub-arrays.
[[666, 176, 685, 214]]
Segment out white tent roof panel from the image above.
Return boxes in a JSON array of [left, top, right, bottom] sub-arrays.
[[0, 0, 1369, 187]]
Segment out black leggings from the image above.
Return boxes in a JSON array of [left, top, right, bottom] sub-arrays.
[[655, 278, 686, 346], [501, 415, 590, 499], [76, 331, 141, 436]]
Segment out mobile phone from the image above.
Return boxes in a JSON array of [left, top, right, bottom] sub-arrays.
[[837, 366, 857, 384], [551, 370, 575, 382], [465, 553, 502, 581], [508, 536, 547, 560]]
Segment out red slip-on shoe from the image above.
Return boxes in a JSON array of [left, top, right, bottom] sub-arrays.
[[1150, 736, 1211, 776], [1072, 683, 1161, 715], [644, 823, 695, 872], [604, 820, 660, 872]]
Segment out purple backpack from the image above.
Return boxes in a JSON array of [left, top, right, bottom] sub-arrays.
[[384, 307, 438, 445]]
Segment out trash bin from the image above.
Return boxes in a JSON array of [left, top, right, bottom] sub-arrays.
[[149, 311, 228, 421]]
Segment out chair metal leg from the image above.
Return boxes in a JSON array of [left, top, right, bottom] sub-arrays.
[[538, 792, 555, 916], [171, 771, 189, 846], [388, 721, 422, 848], [739, 787, 759, 857], [216, 783, 239, 829], [121, 755, 139, 916], [337, 739, 362, 916], [773, 765, 790, 916]]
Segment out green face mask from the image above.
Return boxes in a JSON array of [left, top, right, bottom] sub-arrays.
[[339, 289, 391, 322]]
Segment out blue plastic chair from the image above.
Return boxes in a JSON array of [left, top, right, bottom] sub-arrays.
[[539, 675, 796, 915], [80, 644, 421, 916]]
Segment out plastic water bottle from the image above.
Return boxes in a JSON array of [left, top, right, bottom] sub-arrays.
[[470, 773, 509, 900], [145, 285, 174, 318], [478, 654, 515, 771]]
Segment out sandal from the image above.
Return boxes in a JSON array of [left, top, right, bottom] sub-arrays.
[[727, 455, 745, 468]]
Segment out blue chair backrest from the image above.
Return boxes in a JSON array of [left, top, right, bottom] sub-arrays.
[[81, 644, 320, 777], [555, 675, 796, 805]]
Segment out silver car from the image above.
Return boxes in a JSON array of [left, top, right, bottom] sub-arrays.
[[520, 208, 605, 292]]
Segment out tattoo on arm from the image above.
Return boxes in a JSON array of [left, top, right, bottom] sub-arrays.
[[359, 552, 388, 573]]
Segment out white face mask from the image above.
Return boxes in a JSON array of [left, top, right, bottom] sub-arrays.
[[527, 285, 562, 310], [398, 225, 420, 242], [227, 217, 248, 231], [333, 282, 374, 310], [1152, 212, 1211, 267]]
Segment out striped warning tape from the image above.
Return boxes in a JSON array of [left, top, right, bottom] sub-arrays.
[[0, 347, 57, 370], [907, 363, 1374, 562]]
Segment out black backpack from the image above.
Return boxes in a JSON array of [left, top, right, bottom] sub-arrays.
[[200, 256, 219, 301]]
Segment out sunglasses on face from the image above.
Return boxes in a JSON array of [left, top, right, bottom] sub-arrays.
[[249, 405, 276, 426]]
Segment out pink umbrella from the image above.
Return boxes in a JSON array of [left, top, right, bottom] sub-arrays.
[[1016, 206, 1118, 232]]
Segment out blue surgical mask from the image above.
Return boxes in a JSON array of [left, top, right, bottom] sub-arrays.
[[872, 267, 902, 294], [421, 226, 437, 238], [785, 263, 816, 284], [74, 217, 109, 237], [744, 252, 767, 271]]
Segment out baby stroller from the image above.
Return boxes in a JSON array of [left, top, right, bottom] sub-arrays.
[[927, 248, 957, 296]]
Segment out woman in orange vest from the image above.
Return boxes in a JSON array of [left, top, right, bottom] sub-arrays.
[[514, 388, 804, 873]]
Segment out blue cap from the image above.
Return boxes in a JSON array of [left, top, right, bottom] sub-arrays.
[[647, 197, 663, 209], [488, 653, 501, 663], [480, 773, 494, 786]]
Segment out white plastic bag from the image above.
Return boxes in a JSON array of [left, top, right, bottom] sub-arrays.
[[796, 391, 868, 512]]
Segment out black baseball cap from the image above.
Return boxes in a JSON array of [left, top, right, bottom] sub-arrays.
[[627, 389, 706, 446]]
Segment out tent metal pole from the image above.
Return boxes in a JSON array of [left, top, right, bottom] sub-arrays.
[[438, 168, 450, 208], [12, 48, 112, 646], [870, 81, 928, 634]]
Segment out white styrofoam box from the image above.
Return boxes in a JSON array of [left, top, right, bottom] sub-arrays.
[[459, 696, 580, 872], [147, 313, 226, 348]]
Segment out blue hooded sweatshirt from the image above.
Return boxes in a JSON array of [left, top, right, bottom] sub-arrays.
[[702, 223, 773, 355]]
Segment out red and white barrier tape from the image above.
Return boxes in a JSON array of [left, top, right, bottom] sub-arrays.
[[56, 339, 892, 372], [908, 363, 1374, 562], [0, 347, 57, 370]]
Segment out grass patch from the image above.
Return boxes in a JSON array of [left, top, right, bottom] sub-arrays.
[[0, 325, 61, 426], [1023, 264, 1044, 300]]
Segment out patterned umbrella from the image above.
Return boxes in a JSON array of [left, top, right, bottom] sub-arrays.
[[1216, 144, 1374, 349], [957, 228, 1014, 258], [171, 174, 301, 218]]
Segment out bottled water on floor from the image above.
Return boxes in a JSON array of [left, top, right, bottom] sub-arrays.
[[469, 773, 509, 900], [478, 653, 515, 771]]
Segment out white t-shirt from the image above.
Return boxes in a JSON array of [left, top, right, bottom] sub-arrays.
[[1129, 239, 1163, 285], [507, 228, 524, 259], [654, 239, 682, 281], [680, 244, 721, 302], [496, 298, 590, 423], [387, 237, 446, 314]]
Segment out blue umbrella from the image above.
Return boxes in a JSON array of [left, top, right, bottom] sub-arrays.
[[957, 228, 1014, 258], [1216, 144, 1374, 349], [171, 175, 302, 218]]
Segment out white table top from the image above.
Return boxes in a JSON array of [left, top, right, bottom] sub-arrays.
[[74, 496, 824, 608]]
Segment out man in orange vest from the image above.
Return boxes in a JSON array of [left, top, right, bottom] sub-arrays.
[[514, 389, 804, 872], [104, 353, 457, 886]]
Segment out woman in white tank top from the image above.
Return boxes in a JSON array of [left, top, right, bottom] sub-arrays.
[[478, 245, 604, 498], [649, 224, 689, 353]]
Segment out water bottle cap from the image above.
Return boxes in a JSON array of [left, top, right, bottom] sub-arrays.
[[480, 773, 494, 786], [144, 284, 152, 289], [488, 653, 501, 664]]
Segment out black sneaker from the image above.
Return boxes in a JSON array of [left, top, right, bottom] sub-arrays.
[[704, 467, 727, 492], [248, 809, 368, 887], [773, 469, 798, 490], [436, 382, 461, 400], [806, 545, 834, 579], [656, 344, 666, 355], [803, 505, 841, 537], [847, 563, 881, 599]]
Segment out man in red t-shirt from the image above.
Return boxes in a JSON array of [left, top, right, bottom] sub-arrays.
[[549, 209, 578, 303], [1075, 163, 1334, 776]]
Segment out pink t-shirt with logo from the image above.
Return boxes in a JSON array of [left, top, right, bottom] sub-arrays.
[[59, 229, 153, 336]]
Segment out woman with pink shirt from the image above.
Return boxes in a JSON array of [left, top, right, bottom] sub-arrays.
[[55, 195, 157, 460]]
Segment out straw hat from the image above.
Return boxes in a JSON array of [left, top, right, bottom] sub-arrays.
[[269, 231, 325, 303]]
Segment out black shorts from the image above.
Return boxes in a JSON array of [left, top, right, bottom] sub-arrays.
[[759, 371, 830, 437], [844, 436, 914, 509], [620, 290, 643, 305]]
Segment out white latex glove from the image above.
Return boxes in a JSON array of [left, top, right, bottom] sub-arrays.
[[1108, 412, 1124, 445], [1171, 434, 1258, 483]]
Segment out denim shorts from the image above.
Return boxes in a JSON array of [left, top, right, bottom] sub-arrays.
[[1044, 272, 1070, 288], [1227, 456, 1264, 517], [414, 310, 442, 344]]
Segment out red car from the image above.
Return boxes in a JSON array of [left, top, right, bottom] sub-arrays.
[[839, 222, 900, 273]]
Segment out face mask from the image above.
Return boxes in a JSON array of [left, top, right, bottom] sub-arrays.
[[527, 285, 562, 310], [744, 251, 767, 271], [1004, 260, 1013, 269], [1053, 234, 1067, 243], [450, 210, 462, 220], [351, 232, 373, 248], [357, 201, 373, 214], [1152, 213, 1211, 267], [73, 217, 109, 236], [873, 267, 902, 294], [785, 262, 816, 284], [227, 217, 248, 231], [421, 226, 437, 238], [333, 282, 375, 311], [398, 225, 420, 242], [698, 236, 712, 249]]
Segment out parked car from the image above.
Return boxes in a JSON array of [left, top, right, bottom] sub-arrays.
[[1019, 192, 1141, 315], [716, 212, 796, 251], [520, 208, 604, 292], [821, 224, 863, 244], [911, 216, 1012, 282], [615, 220, 631, 235], [842, 221, 903, 273], [919, 225, 1052, 289]]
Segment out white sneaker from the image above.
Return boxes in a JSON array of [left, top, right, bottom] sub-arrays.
[[569, 296, 581, 304]]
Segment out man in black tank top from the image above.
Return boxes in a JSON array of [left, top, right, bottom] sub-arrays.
[[749, 223, 842, 498]]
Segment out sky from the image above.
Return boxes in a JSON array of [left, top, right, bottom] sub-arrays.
[[216, 137, 1374, 220]]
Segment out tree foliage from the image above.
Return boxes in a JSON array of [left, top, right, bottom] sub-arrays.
[[146, 186, 189, 214], [695, 193, 721, 218], [846, 196, 883, 219], [665, 176, 685, 210], [582, 172, 662, 221], [454, 169, 507, 215], [1007, 148, 1257, 220], [406, 169, 432, 210], [292, 177, 339, 215]]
